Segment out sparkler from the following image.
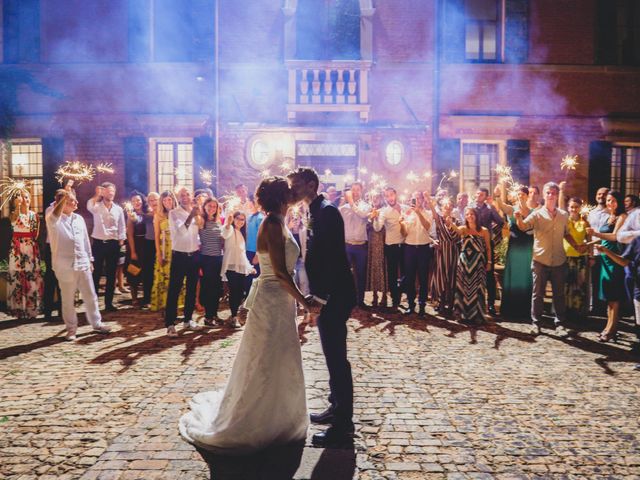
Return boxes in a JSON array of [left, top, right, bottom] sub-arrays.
[[423, 171, 432, 179], [406, 171, 420, 184], [561, 154, 579, 182], [279, 159, 293, 173], [580, 203, 596, 218], [437, 169, 458, 190], [260, 169, 271, 178], [358, 167, 368, 175], [122, 201, 133, 213], [95, 162, 115, 175], [324, 169, 332, 177], [344, 173, 355, 184], [507, 182, 526, 201], [199, 167, 214, 186], [55, 161, 95, 185], [0, 177, 30, 209], [174, 166, 187, 183], [495, 165, 514, 185]]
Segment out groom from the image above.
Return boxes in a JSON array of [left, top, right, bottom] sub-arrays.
[[288, 167, 357, 447]]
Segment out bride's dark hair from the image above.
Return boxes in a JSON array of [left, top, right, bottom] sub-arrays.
[[255, 176, 290, 214]]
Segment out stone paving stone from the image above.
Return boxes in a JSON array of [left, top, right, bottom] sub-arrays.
[[1, 297, 640, 478]]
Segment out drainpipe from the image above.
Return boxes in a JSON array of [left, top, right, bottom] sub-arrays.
[[432, 0, 442, 194], [214, 0, 220, 195]]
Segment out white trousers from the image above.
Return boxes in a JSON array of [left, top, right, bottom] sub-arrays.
[[56, 268, 103, 335]]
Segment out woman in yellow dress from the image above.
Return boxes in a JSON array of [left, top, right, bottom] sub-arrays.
[[150, 190, 184, 312]]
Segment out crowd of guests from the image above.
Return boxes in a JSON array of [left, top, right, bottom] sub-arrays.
[[3, 173, 640, 369]]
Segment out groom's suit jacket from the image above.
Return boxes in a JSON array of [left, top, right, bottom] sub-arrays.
[[305, 195, 357, 309]]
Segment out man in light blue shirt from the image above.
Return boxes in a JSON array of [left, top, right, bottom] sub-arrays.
[[245, 195, 265, 294]]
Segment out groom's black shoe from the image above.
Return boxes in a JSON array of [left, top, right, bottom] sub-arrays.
[[310, 408, 335, 425], [312, 424, 355, 448]]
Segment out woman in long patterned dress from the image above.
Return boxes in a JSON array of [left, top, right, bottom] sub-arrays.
[[150, 190, 184, 312], [493, 184, 533, 318], [588, 191, 627, 342], [564, 197, 590, 321], [366, 191, 388, 307], [7, 191, 44, 319], [452, 207, 492, 325], [426, 194, 460, 315]]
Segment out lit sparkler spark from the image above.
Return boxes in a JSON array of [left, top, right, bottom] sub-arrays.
[[406, 171, 420, 183], [260, 169, 271, 178], [0, 177, 30, 209], [174, 167, 187, 181], [495, 165, 513, 185], [437, 169, 458, 190], [279, 159, 293, 173], [55, 161, 95, 185], [580, 203, 596, 217], [399, 194, 407, 203], [344, 173, 355, 184], [122, 201, 133, 213], [289, 203, 303, 220], [95, 162, 115, 174], [199, 167, 214, 186], [561, 155, 579, 171], [224, 194, 242, 214], [324, 169, 332, 177], [507, 182, 526, 200], [358, 167, 368, 175], [423, 171, 432, 179]]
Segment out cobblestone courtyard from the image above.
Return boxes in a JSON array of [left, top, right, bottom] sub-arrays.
[[1, 298, 640, 480]]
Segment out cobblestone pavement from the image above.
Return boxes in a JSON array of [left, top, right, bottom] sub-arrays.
[[1, 294, 640, 480]]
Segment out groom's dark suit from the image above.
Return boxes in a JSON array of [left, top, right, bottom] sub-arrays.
[[306, 194, 356, 428]]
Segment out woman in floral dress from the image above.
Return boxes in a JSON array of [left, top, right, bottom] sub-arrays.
[[366, 191, 388, 307], [7, 191, 44, 319], [150, 190, 184, 312]]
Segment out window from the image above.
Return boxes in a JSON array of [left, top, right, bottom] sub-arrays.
[[611, 146, 640, 196], [2, 0, 40, 63], [465, 0, 500, 62], [462, 143, 499, 192], [6, 142, 43, 213], [385, 141, 404, 166], [251, 140, 272, 168], [296, 0, 361, 60], [597, 0, 640, 65], [156, 142, 193, 194]]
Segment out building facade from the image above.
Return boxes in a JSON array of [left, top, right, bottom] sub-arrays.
[[1, 0, 639, 219]]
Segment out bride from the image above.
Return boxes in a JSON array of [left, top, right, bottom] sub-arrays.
[[179, 176, 312, 454]]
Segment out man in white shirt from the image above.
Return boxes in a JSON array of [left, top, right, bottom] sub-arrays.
[[339, 182, 371, 308], [47, 189, 111, 341], [372, 187, 405, 309], [400, 191, 433, 316], [87, 182, 126, 312], [165, 187, 203, 337]]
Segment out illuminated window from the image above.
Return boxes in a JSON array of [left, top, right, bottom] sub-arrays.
[[8, 142, 43, 213], [465, 0, 500, 62], [462, 143, 498, 191], [157, 142, 193, 193], [385, 141, 404, 166], [611, 146, 640, 196]]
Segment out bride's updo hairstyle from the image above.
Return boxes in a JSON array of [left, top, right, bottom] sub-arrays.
[[255, 176, 290, 215]]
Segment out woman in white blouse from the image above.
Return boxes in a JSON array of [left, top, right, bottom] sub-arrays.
[[221, 210, 255, 328]]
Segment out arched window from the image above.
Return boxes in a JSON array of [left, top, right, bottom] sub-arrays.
[[296, 0, 361, 60]]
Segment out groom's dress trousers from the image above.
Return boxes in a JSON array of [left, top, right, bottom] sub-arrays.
[[165, 207, 200, 327], [340, 200, 371, 306], [373, 205, 404, 307], [46, 210, 104, 336], [87, 198, 126, 310], [306, 196, 356, 427]]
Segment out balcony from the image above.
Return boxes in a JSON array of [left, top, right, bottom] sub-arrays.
[[286, 60, 372, 123]]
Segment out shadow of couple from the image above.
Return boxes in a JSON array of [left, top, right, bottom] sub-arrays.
[[195, 441, 356, 480]]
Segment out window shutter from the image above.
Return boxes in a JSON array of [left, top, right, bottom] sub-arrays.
[[42, 137, 64, 209], [435, 138, 461, 194], [194, 136, 215, 194], [595, 0, 616, 65], [504, 0, 529, 64], [506, 139, 530, 185], [588, 140, 612, 201], [3, 0, 40, 63], [441, 0, 465, 63], [124, 137, 148, 195]]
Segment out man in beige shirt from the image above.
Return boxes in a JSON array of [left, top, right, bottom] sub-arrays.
[[516, 182, 586, 336]]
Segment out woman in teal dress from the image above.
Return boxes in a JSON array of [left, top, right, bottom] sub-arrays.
[[588, 191, 627, 342], [493, 185, 533, 318]]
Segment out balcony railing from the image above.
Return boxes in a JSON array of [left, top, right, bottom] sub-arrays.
[[286, 60, 372, 122]]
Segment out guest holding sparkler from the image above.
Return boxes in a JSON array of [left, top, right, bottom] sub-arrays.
[[150, 190, 183, 312], [366, 191, 388, 307], [199, 197, 225, 326], [87, 182, 126, 312], [451, 207, 491, 325], [493, 184, 533, 318], [426, 194, 460, 315], [587, 191, 627, 342], [372, 187, 405, 310], [563, 197, 591, 321], [7, 190, 43, 320], [125, 191, 148, 307], [221, 211, 255, 328], [141, 192, 159, 308], [340, 181, 371, 308]]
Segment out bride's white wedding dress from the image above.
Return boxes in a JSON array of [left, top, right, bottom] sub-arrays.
[[179, 225, 308, 454]]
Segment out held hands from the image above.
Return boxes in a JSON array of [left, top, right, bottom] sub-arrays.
[[369, 208, 379, 220]]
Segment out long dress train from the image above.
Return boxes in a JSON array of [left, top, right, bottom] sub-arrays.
[[179, 225, 308, 454]]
